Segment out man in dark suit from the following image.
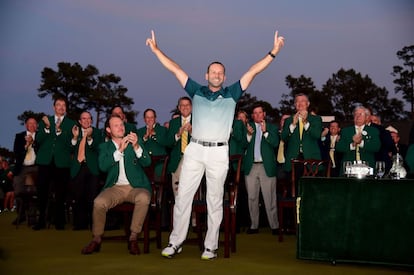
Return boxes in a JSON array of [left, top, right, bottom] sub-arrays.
[[337, 106, 381, 170], [243, 103, 279, 235], [81, 114, 151, 255], [366, 111, 395, 173], [33, 97, 76, 230], [12, 116, 38, 225], [386, 125, 409, 169], [69, 111, 103, 230], [320, 120, 343, 177], [165, 96, 192, 197], [281, 93, 322, 172]]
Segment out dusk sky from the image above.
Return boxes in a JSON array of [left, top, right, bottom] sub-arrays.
[[1, 0, 413, 150]]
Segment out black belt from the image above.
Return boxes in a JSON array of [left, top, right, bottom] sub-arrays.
[[253, 161, 263, 164], [191, 138, 228, 147]]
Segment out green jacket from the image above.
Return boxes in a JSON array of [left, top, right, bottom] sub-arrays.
[[165, 116, 191, 173], [243, 122, 279, 177], [229, 119, 248, 171], [35, 115, 76, 168], [229, 119, 248, 156], [70, 127, 103, 178], [405, 144, 414, 174], [281, 114, 322, 171], [336, 125, 381, 169], [98, 140, 151, 193], [137, 123, 168, 176]]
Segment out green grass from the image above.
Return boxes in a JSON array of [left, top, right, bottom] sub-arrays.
[[0, 212, 409, 275]]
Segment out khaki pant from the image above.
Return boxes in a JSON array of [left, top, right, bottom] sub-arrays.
[[92, 184, 150, 237]]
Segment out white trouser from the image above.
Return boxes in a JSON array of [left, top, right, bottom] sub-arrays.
[[171, 158, 184, 197], [168, 141, 229, 250], [245, 163, 279, 229]]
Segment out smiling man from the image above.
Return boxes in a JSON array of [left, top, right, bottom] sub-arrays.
[[146, 29, 285, 260]]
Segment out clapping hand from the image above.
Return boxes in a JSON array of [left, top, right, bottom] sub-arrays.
[[246, 123, 254, 136], [42, 116, 50, 129], [72, 125, 79, 138]]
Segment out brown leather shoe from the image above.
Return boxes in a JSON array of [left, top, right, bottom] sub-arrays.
[[128, 240, 140, 255], [81, 241, 101, 255]]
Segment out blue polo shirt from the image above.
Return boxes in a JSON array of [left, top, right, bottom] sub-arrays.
[[185, 78, 244, 142]]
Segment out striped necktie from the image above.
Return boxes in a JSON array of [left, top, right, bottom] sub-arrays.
[[356, 127, 361, 161], [181, 118, 188, 153], [329, 136, 336, 168]]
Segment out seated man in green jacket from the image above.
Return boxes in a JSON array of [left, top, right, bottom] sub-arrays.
[[81, 114, 151, 255]]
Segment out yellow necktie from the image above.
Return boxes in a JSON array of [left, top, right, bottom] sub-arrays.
[[299, 118, 304, 140], [25, 144, 33, 162], [329, 137, 336, 168], [356, 127, 361, 161], [277, 140, 285, 163], [181, 118, 188, 153], [77, 135, 87, 163]]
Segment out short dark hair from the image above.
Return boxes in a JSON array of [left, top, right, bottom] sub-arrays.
[[177, 96, 192, 106], [105, 114, 122, 129], [110, 105, 124, 115], [207, 61, 225, 74], [329, 120, 340, 127], [294, 93, 309, 103], [143, 108, 157, 118], [251, 102, 265, 113], [79, 111, 93, 121], [24, 116, 37, 124], [53, 97, 67, 106]]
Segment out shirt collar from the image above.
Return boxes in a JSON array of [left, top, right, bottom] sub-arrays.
[[26, 131, 35, 137], [55, 115, 65, 122]]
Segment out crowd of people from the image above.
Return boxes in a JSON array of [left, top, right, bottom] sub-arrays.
[[1, 29, 414, 260]]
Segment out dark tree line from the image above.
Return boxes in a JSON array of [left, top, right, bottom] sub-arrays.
[[18, 62, 137, 127], [15, 44, 414, 133]]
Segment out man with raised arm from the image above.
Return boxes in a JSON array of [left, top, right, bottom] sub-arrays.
[[146, 30, 284, 260]]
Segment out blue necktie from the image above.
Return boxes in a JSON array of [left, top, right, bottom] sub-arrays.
[[254, 123, 262, 161]]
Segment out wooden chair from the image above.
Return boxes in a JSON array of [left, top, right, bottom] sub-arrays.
[[102, 154, 169, 253], [191, 154, 243, 258], [277, 158, 331, 242]]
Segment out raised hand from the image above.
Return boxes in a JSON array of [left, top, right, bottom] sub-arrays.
[[246, 123, 254, 136], [126, 132, 139, 150], [119, 136, 130, 153], [25, 134, 34, 147], [260, 120, 267, 133], [72, 125, 79, 138], [85, 127, 93, 138], [292, 112, 300, 126], [42, 116, 50, 129], [272, 31, 285, 54], [145, 30, 158, 52]]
